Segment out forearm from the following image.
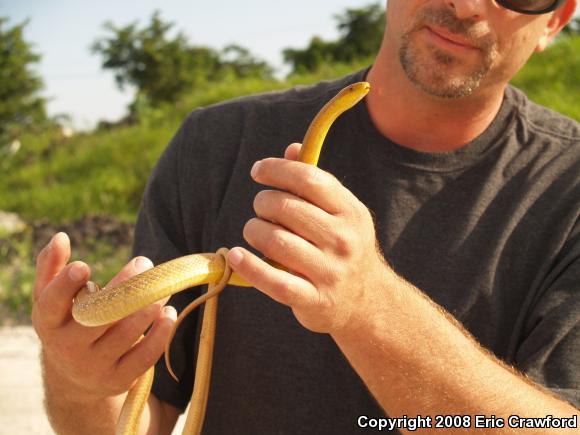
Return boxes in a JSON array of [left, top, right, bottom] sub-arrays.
[[332, 272, 579, 433]]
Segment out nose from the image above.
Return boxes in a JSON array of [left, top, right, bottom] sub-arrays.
[[444, 0, 486, 20]]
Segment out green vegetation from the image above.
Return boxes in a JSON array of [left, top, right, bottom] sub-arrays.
[[283, 3, 385, 75], [0, 17, 47, 144], [92, 11, 273, 109], [511, 36, 580, 121], [0, 1, 578, 323]]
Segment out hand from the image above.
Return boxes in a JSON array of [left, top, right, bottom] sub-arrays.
[[227, 143, 391, 335], [32, 232, 176, 403]]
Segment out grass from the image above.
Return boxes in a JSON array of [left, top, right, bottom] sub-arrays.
[[0, 38, 578, 322], [511, 36, 580, 121]]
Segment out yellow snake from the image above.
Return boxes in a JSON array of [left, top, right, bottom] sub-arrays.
[[72, 81, 370, 435]]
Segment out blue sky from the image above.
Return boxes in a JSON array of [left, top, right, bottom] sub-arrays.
[[1, 0, 381, 130]]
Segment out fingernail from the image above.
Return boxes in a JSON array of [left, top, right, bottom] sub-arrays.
[[68, 263, 86, 282], [228, 249, 244, 266], [251, 160, 261, 178], [163, 305, 177, 320], [49, 232, 68, 251], [135, 256, 153, 272]]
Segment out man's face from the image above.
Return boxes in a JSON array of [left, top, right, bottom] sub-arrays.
[[386, 0, 558, 99]]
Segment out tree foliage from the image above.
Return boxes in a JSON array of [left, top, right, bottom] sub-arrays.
[[0, 17, 46, 142], [92, 11, 273, 107], [283, 3, 385, 75]]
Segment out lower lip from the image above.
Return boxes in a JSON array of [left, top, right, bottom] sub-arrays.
[[424, 28, 477, 53]]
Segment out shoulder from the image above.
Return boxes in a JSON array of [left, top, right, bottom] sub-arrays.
[[505, 85, 580, 148], [180, 69, 368, 134]]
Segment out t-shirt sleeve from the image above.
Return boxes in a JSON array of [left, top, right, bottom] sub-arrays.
[[515, 220, 580, 408], [132, 113, 202, 411]]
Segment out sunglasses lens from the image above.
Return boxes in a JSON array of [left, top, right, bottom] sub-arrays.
[[499, 0, 558, 13]]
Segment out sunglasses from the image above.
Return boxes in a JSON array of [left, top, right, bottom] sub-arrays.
[[496, 0, 566, 14]]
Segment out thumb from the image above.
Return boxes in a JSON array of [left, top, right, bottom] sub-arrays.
[[34, 232, 71, 303]]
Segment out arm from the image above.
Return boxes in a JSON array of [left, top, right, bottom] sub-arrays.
[[33, 232, 178, 434], [332, 273, 579, 432], [226, 144, 579, 433]]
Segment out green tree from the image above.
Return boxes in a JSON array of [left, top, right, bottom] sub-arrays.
[[92, 11, 213, 106], [283, 37, 338, 75], [283, 3, 385, 75], [218, 44, 274, 80], [0, 17, 46, 143], [333, 2, 385, 62], [92, 11, 274, 108]]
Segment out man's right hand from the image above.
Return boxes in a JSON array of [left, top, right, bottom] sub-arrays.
[[32, 232, 176, 432]]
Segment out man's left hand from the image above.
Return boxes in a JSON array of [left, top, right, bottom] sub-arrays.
[[227, 142, 391, 335]]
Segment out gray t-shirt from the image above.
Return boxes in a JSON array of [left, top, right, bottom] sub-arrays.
[[133, 69, 580, 434]]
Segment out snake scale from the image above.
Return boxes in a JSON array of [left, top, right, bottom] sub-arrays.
[[72, 81, 371, 435]]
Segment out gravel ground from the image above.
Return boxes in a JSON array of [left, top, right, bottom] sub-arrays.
[[0, 326, 186, 434]]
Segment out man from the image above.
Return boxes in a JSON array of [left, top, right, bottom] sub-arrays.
[[33, 1, 579, 433]]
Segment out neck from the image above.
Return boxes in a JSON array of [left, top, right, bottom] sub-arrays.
[[365, 46, 506, 153]]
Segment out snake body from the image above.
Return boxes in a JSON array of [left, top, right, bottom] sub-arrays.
[[72, 81, 370, 434]]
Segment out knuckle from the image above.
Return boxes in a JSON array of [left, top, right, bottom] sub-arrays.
[[276, 195, 293, 216], [302, 166, 324, 192], [243, 218, 259, 243], [334, 231, 355, 257], [319, 263, 341, 288], [348, 197, 366, 218], [276, 279, 296, 306], [253, 190, 268, 212], [269, 228, 290, 252]]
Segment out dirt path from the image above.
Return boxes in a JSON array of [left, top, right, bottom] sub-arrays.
[[0, 326, 51, 434], [0, 326, 186, 434]]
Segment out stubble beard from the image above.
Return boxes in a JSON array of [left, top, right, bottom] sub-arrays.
[[399, 7, 498, 99]]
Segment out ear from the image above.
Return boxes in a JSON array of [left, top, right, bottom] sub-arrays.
[[535, 0, 577, 52]]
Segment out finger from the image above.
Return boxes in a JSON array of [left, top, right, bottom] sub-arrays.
[[243, 217, 322, 282], [106, 256, 154, 288], [284, 143, 302, 161], [93, 300, 165, 362], [251, 158, 353, 215], [106, 255, 170, 309], [36, 261, 91, 329], [253, 190, 338, 250], [227, 247, 317, 308], [34, 232, 71, 302], [115, 306, 177, 382]]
